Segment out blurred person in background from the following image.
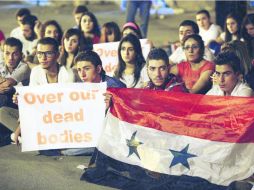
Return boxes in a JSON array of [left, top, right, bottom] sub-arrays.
[[195, 9, 222, 48], [79, 11, 100, 45], [100, 22, 121, 43], [72, 5, 88, 29], [10, 8, 31, 40], [126, 0, 152, 38]]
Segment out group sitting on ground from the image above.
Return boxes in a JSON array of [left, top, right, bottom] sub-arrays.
[[0, 6, 254, 154]]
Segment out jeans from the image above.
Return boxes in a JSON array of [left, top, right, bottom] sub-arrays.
[[126, 0, 152, 38]]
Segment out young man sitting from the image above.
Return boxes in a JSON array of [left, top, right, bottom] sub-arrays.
[[58, 50, 126, 156], [0, 37, 30, 107], [144, 48, 186, 92], [75, 50, 126, 88], [207, 51, 253, 97]]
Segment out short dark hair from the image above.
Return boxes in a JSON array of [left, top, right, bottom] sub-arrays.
[[214, 51, 241, 73], [73, 5, 88, 14], [74, 50, 106, 76], [147, 48, 169, 66], [21, 15, 37, 28], [179, 20, 199, 34], [196, 9, 210, 19], [5, 37, 23, 52], [16, 8, 30, 18], [37, 37, 59, 52]]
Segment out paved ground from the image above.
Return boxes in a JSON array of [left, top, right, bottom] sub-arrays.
[[0, 144, 115, 190]]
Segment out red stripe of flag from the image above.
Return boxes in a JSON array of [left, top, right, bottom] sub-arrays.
[[108, 88, 254, 143]]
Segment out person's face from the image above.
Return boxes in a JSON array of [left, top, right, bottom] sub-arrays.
[[122, 28, 138, 38], [183, 38, 201, 63], [74, 13, 83, 26], [76, 60, 101, 82], [21, 24, 32, 39], [64, 35, 79, 53], [226, 18, 238, 34], [37, 44, 58, 70], [3, 45, 22, 69], [120, 41, 136, 64], [17, 15, 25, 26], [147, 59, 169, 87], [215, 64, 239, 95], [196, 13, 210, 30], [245, 23, 254, 37], [179, 25, 194, 42], [106, 30, 115, 42], [80, 15, 94, 33], [44, 25, 59, 40]]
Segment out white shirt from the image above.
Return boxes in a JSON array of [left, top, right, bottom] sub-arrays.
[[206, 82, 253, 97], [0, 61, 30, 85], [120, 66, 149, 88], [169, 46, 215, 65], [199, 24, 222, 46], [10, 27, 23, 40], [29, 65, 75, 86], [20, 37, 38, 56]]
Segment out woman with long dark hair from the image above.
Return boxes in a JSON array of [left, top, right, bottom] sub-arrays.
[[242, 13, 254, 60], [79, 11, 100, 44], [100, 22, 121, 43], [58, 28, 85, 69], [216, 13, 241, 44], [114, 33, 148, 88]]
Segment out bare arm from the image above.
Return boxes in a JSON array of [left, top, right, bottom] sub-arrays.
[[169, 65, 178, 76], [189, 70, 213, 94]]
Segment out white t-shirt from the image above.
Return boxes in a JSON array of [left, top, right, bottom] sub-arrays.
[[0, 61, 30, 85], [169, 46, 215, 65], [29, 65, 75, 86], [120, 66, 149, 88], [20, 38, 38, 56], [10, 27, 23, 40], [199, 24, 222, 46], [206, 82, 253, 97]]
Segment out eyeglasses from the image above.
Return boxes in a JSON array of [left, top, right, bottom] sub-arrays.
[[37, 51, 56, 58], [183, 45, 200, 51]]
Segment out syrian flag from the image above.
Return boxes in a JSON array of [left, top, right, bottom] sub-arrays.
[[81, 88, 254, 190]]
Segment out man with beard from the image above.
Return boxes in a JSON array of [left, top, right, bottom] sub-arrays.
[[20, 15, 38, 57], [144, 48, 186, 92]]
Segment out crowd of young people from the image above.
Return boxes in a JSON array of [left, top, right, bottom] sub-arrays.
[[0, 5, 254, 155]]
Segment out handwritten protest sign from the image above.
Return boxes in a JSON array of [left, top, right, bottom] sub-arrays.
[[16, 83, 106, 152], [94, 39, 151, 76]]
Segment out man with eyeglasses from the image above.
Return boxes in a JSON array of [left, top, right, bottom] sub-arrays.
[[30, 37, 75, 85], [0, 37, 30, 107], [169, 20, 214, 65], [207, 51, 253, 96]]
